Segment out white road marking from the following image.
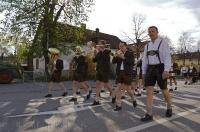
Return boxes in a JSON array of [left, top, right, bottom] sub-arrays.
[[6, 91, 176, 118], [8, 100, 111, 118], [118, 106, 200, 132], [0, 102, 11, 108]]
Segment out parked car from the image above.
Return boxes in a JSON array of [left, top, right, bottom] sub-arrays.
[[0, 62, 22, 84]]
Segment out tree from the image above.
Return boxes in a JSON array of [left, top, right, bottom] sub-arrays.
[[0, 33, 31, 64], [0, 45, 10, 61], [0, 0, 94, 76], [177, 32, 195, 65], [177, 32, 195, 53], [161, 35, 176, 54], [0, 34, 17, 60], [123, 13, 148, 59], [16, 38, 29, 64]]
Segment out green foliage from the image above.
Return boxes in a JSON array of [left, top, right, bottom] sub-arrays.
[[0, 0, 95, 56], [16, 39, 29, 63], [54, 23, 87, 55]]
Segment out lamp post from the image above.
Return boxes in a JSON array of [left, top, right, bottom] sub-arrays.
[[198, 50, 200, 65], [198, 50, 200, 74]]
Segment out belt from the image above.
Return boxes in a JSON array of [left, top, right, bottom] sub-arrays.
[[148, 63, 164, 68]]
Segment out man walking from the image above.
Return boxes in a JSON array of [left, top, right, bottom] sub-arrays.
[[112, 42, 137, 111], [45, 50, 67, 97], [69, 46, 91, 102], [141, 26, 172, 121], [92, 40, 113, 105]]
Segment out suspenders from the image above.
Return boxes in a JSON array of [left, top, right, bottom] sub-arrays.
[[147, 39, 163, 64]]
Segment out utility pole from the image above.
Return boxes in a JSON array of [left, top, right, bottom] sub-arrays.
[[198, 49, 200, 74]]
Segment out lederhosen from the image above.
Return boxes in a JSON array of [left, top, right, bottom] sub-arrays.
[[182, 67, 188, 77], [113, 50, 135, 85], [169, 67, 176, 79], [144, 40, 167, 89], [137, 60, 142, 79], [73, 55, 88, 82], [188, 67, 194, 77], [93, 49, 111, 83], [50, 59, 63, 82]]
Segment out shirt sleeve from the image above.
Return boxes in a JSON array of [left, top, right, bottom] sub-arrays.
[[162, 39, 172, 72], [142, 45, 148, 74]]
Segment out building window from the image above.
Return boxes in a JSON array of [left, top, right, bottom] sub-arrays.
[[36, 59, 39, 69]]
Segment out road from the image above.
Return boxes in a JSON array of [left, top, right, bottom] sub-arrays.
[[0, 80, 200, 132]]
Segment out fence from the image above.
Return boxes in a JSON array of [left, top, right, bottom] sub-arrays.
[[22, 71, 47, 82], [22, 70, 71, 82]]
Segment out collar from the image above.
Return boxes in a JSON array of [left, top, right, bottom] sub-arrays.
[[150, 37, 161, 44]]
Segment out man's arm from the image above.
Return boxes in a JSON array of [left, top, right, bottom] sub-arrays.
[[161, 39, 172, 79], [124, 51, 134, 65], [162, 39, 172, 72], [112, 56, 121, 64], [102, 49, 111, 62], [142, 45, 148, 75], [56, 59, 63, 71]]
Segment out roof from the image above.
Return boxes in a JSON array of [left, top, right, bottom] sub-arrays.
[[173, 52, 200, 59], [85, 29, 121, 49], [57, 23, 121, 49]]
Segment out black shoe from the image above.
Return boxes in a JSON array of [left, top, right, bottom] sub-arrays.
[[136, 93, 142, 96], [133, 100, 137, 108], [121, 96, 126, 99], [91, 101, 100, 106], [141, 114, 153, 121], [114, 105, 122, 111], [112, 97, 116, 104], [174, 87, 177, 90], [154, 90, 159, 94], [62, 92, 67, 96], [169, 88, 173, 92], [101, 90, 105, 93], [69, 97, 77, 102], [45, 94, 52, 98], [76, 91, 81, 95], [166, 108, 172, 117], [86, 94, 90, 100], [184, 81, 187, 85], [143, 88, 146, 90]]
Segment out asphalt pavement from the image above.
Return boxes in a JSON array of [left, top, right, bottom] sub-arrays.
[[0, 80, 200, 132]]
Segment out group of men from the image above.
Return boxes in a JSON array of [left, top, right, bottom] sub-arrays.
[[45, 26, 173, 122], [181, 64, 198, 85]]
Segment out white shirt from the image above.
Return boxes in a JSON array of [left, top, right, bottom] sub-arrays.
[[181, 66, 188, 74], [120, 61, 124, 70], [142, 37, 172, 74], [189, 66, 193, 73]]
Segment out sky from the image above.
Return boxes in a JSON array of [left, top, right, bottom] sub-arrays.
[[0, 0, 199, 49], [86, 0, 200, 47]]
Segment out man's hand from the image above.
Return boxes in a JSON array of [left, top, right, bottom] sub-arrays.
[[162, 71, 170, 79], [119, 54, 125, 59]]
